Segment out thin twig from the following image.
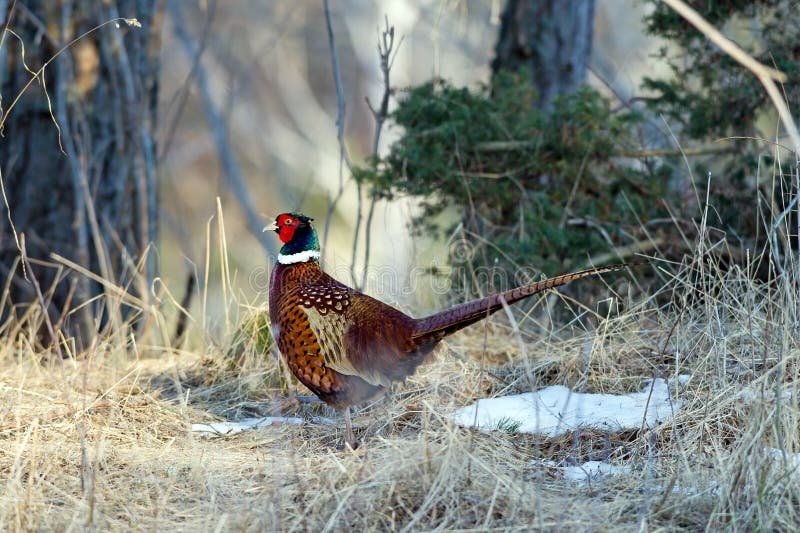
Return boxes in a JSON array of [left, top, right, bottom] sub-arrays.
[[473, 140, 734, 158], [322, 0, 351, 172], [0, 0, 17, 48], [0, 16, 140, 131], [325, 1, 362, 287], [361, 17, 401, 289], [0, 164, 19, 254], [498, 294, 536, 389], [19, 234, 63, 358], [365, 16, 400, 156], [0, 0, 14, 98], [581, 237, 665, 268], [321, 0, 353, 264], [617, 147, 735, 158]]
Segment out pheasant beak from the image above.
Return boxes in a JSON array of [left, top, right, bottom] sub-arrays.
[[263, 221, 279, 232]]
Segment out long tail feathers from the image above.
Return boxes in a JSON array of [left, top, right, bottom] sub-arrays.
[[410, 262, 634, 346]]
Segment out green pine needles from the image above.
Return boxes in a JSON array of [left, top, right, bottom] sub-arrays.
[[356, 72, 668, 281], [356, 2, 799, 291]]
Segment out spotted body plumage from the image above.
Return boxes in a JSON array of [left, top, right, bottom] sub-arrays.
[[269, 258, 427, 409]]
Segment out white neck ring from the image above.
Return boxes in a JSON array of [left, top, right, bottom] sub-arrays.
[[278, 250, 321, 265]]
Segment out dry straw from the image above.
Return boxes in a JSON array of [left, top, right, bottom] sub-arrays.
[[2, 5, 800, 532]]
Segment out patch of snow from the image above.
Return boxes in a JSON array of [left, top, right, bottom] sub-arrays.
[[560, 460, 628, 481], [537, 459, 629, 483], [537, 459, 721, 494], [191, 416, 303, 436], [451, 379, 679, 436], [674, 374, 691, 385]]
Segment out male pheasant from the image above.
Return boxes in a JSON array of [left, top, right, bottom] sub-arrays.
[[265, 212, 629, 447]]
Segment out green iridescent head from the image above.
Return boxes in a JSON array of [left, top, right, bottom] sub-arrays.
[[264, 212, 320, 261]]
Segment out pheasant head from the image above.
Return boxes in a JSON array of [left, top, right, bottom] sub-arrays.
[[264, 212, 320, 264]]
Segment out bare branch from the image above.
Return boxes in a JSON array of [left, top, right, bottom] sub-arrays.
[[322, 0, 354, 266], [320, 0, 364, 287], [365, 16, 400, 155], [322, 0, 351, 172], [473, 140, 734, 158], [20, 234, 63, 359], [321, 9, 402, 290], [362, 16, 400, 289]]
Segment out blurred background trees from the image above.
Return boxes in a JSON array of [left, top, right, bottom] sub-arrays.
[[1, 0, 797, 346], [357, 0, 799, 298], [0, 1, 163, 346]]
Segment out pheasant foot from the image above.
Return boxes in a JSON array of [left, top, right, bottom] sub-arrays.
[[342, 407, 359, 450]]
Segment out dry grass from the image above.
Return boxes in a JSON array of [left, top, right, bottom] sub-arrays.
[[2, 4, 798, 530], [2, 234, 800, 532]]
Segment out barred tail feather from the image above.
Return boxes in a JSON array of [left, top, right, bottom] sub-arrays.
[[410, 263, 632, 346]]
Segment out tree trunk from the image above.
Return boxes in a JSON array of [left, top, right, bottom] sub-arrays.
[[0, 1, 163, 349], [492, 0, 595, 110]]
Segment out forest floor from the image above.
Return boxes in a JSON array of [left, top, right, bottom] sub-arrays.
[[2, 256, 800, 531]]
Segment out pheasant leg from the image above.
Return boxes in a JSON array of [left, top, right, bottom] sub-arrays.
[[344, 407, 357, 449]]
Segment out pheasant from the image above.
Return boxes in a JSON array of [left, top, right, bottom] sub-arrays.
[[265, 212, 630, 448]]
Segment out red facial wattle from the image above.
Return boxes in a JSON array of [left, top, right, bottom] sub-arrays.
[[278, 225, 297, 243], [276, 215, 299, 243]]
